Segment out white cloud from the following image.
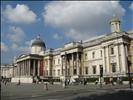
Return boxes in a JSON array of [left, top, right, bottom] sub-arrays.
[[11, 42, 30, 54], [53, 33, 63, 40], [1, 42, 8, 52], [129, 2, 133, 11], [44, 1, 125, 40], [7, 26, 25, 43], [3, 4, 37, 24], [18, 45, 30, 54]]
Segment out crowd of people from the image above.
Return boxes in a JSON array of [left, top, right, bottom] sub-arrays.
[[1, 76, 11, 85], [2, 76, 132, 88]]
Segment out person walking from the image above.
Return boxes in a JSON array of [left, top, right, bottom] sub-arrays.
[[110, 77, 114, 86], [83, 79, 87, 86], [17, 80, 21, 85], [44, 83, 48, 90]]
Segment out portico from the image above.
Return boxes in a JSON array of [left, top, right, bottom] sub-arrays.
[[61, 42, 83, 80], [12, 54, 44, 83]]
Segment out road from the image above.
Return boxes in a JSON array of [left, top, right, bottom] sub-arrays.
[[1, 82, 133, 100]]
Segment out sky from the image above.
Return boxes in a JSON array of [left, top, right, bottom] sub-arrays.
[[1, 1, 133, 64]]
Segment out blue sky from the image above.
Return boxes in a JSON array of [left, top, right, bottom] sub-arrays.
[[1, 1, 133, 64]]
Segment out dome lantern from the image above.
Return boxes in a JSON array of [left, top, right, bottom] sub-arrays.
[[110, 15, 121, 33]]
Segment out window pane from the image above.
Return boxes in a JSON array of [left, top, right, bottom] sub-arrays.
[[85, 67, 88, 74], [112, 63, 116, 72], [92, 66, 96, 74]]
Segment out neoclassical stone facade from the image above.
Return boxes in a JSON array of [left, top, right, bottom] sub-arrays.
[[11, 16, 133, 83]]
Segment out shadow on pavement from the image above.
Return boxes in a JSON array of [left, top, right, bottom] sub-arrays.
[[75, 90, 133, 100]]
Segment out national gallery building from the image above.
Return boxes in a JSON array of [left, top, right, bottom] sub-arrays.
[[10, 16, 133, 83]]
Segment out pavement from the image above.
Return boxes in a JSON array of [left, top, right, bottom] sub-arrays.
[[1, 82, 133, 100]]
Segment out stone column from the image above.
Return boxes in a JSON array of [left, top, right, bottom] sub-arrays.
[[65, 53, 67, 76], [25, 60, 27, 76], [26, 60, 28, 76], [21, 61, 23, 76], [38, 60, 40, 76], [24, 61, 25, 76], [125, 45, 128, 73], [61, 56, 63, 76], [26, 60, 29, 76], [71, 53, 74, 76], [79, 53, 82, 75], [19, 62, 21, 76], [19, 63, 21, 76], [20, 62, 22, 76], [25, 60, 26, 76], [106, 46, 110, 74], [102, 47, 106, 75], [15, 65, 17, 76], [76, 52, 79, 75], [23, 61, 24, 76], [17, 64, 19, 76], [49, 58, 52, 76], [17, 64, 18, 76], [28, 59, 31, 76], [120, 44, 127, 73], [116, 44, 120, 73], [33, 60, 36, 76], [22, 61, 23, 76]]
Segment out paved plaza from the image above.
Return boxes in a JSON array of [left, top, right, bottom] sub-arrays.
[[1, 82, 133, 100]]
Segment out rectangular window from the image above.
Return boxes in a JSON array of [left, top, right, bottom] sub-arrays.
[[58, 59, 60, 64], [85, 67, 88, 74], [74, 69, 77, 75], [100, 50, 102, 57], [112, 63, 116, 72], [92, 66, 96, 74], [57, 69, 60, 75], [63, 69, 65, 75], [54, 60, 55, 64], [111, 47, 114, 55], [85, 53, 87, 59], [53, 70, 55, 76], [92, 52, 95, 58], [46, 70, 48, 76]]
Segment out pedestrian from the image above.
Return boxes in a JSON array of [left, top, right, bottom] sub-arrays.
[[83, 79, 87, 86], [4, 79, 7, 85], [17, 80, 21, 85], [95, 80, 98, 85], [110, 77, 114, 86], [62, 79, 66, 88], [44, 83, 48, 90]]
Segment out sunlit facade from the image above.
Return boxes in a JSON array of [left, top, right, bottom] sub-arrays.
[[10, 16, 133, 83]]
